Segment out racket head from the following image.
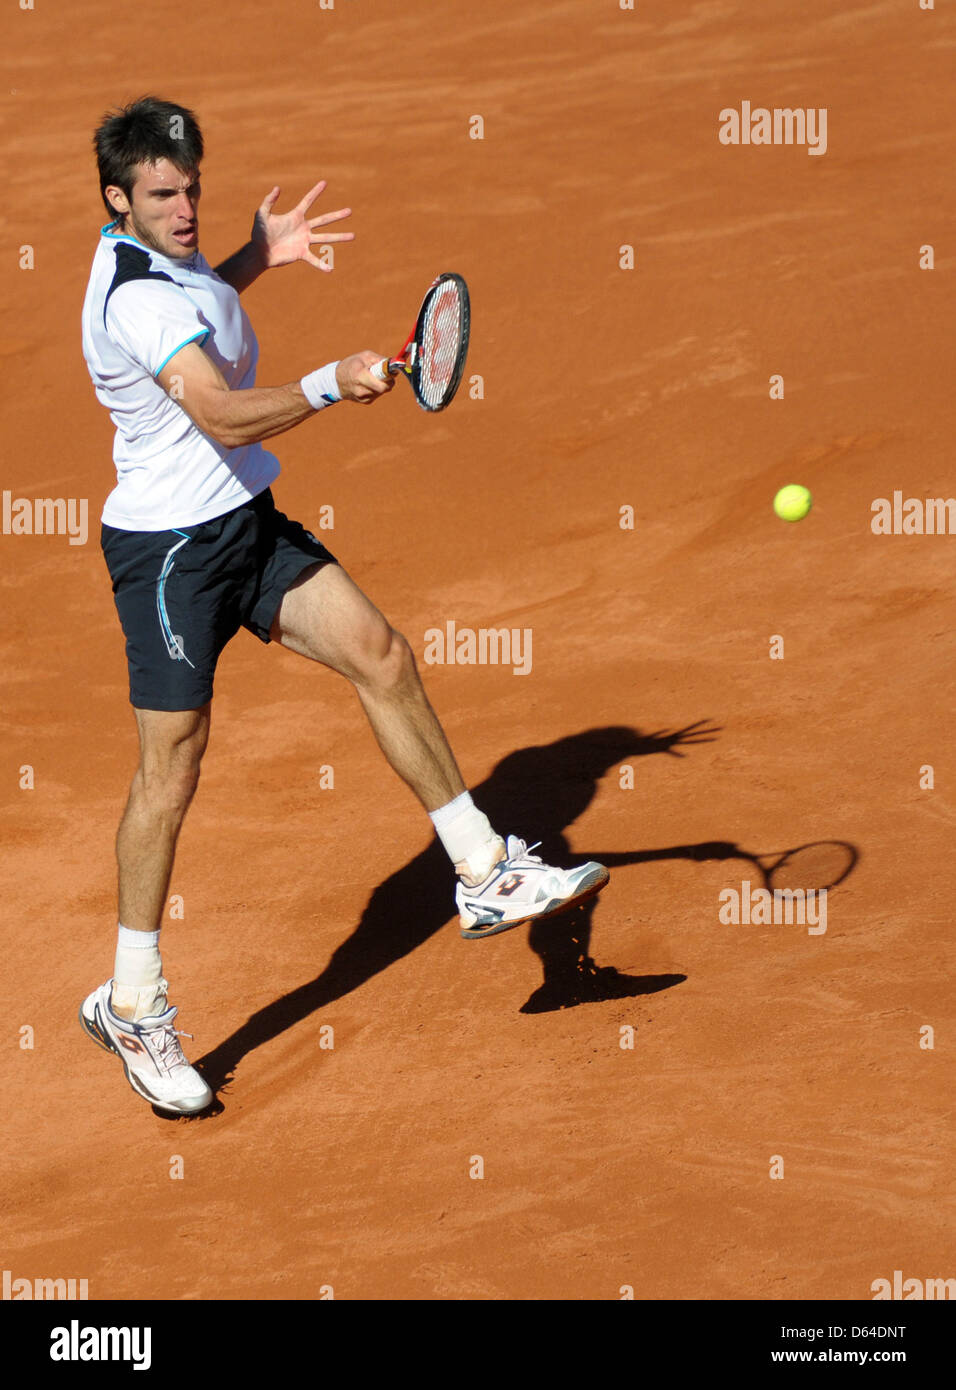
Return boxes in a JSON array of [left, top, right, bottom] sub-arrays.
[[407, 272, 470, 412]]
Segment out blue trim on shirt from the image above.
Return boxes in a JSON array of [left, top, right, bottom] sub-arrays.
[[154, 329, 209, 376], [101, 221, 139, 242]]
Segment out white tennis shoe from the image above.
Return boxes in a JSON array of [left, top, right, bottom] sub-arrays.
[[79, 980, 213, 1115], [456, 836, 609, 939]]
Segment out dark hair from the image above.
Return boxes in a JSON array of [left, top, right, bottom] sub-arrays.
[[93, 96, 204, 222]]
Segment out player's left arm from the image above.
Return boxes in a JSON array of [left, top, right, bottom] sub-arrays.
[[214, 180, 354, 293]]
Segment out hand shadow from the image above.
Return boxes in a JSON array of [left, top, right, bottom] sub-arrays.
[[194, 721, 720, 1102]]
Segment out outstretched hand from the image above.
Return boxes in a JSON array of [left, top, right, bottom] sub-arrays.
[[251, 179, 354, 272]]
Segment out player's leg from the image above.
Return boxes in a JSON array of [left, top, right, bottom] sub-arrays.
[[271, 562, 512, 877], [249, 492, 610, 939], [267, 560, 608, 935], [114, 704, 211, 949], [81, 700, 215, 1114], [271, 561, 467, 813], [83, 510, 249, 1113]]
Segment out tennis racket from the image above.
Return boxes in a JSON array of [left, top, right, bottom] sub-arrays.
[[370, 272, 470, 411]]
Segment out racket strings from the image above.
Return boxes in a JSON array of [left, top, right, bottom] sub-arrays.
[[419, 284, 464, 409]]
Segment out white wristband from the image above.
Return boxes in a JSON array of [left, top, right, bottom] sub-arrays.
[[300, 361, 341, 410]]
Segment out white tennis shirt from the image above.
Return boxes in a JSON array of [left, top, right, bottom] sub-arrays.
[[82, 222, 280, 530]]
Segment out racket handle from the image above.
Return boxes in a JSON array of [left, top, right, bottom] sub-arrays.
[[371, 357, 399, 382]]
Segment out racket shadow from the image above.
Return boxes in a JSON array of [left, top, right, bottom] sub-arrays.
[[193, 721, 720, 1100], [593, 837, 860, 893]]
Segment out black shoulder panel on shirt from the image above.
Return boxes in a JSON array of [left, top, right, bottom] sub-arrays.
[[103, 241, 175, 325]]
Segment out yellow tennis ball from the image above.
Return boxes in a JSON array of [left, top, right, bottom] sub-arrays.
[[773, 484, 812, 522]]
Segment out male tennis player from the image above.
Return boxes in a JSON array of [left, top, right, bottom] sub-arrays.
[[79, 97, 608, 1115]]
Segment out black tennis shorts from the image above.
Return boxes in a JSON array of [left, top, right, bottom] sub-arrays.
[[102, 489, 337, 711]]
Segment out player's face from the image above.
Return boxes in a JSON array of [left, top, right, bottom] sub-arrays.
[[114, 159, 202, 259]]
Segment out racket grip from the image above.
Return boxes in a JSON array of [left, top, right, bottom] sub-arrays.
[[371, 358, 398, 382]]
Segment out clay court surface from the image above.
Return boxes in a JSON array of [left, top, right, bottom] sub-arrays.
[[1, 0, 953, 1300]]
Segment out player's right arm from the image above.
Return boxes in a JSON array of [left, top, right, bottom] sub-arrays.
[[156, 341, 393, 449]]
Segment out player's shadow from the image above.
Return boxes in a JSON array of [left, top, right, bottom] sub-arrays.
[[195, 721, 720, 1101]]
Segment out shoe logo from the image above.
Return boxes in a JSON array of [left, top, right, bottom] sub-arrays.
[[496, 873, 526, 897], [466, 902, 504, 922], [117, 1034, 146, 1056]]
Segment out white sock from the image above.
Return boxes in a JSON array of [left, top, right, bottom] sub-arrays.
[[112, 925, 166, 1021], [429, 792, 505, 883]]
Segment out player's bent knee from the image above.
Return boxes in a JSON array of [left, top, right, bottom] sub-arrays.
[[353, 624, 414, 694], [379, 627, 416, 690]]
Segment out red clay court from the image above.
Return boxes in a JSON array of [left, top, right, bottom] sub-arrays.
[[1, 0, 953, 1301]]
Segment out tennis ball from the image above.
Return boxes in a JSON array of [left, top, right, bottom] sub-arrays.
[[773, 484, 812, 522]]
